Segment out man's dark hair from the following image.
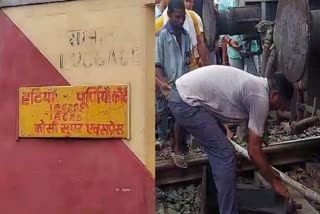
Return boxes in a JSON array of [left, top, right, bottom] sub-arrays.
[[270, 72, 294, 101], [168, 0, 185, 13]]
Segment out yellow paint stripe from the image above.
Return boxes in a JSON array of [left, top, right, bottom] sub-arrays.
[[4, 0, 155, 176]]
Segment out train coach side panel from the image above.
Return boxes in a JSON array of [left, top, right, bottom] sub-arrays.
[[0, 0, 155, 213]]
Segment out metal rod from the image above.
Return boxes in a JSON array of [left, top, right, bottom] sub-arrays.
[[291, 116, 319, 134], [264, 47, 277, 78], [311, 10, 320, 55], [261, 45, 271, 77], [297, 88, 305, 121], [230, 139, 320, 204], [290, 85, 298, 123], [312, 97, 317, 117]]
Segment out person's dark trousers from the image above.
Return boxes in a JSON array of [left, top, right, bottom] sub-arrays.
[[216, 47, 223, 65], [168, 89, 238, 214]]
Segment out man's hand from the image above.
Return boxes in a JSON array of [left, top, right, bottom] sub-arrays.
[[160, 82, 171, 96], [160, 82, 171, 91], [272, 179, 290, 199], [229, 39, 239, 51], [223, 35, 240, 51], [222, 60, 229, 66], [271, 169, 290, 199], [156, 67, 171, 96]]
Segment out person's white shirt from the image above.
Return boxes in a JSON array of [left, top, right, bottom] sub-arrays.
[[176, 65, 270, 137]]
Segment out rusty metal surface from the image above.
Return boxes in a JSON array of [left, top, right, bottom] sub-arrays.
[[307, 54, 320, 108], [311, 10, 320, 55], [273, 0, 311, 82], [264, 47, 277, 78], [291, 116, 319, 134], [257, 20, 274, 76], [237, 184, 289, 214], [217, 6, 261, 36], [287, 198, 303, 214]]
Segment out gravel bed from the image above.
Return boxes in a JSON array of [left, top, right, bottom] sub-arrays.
[[156, 174, 255, 214], [156, 183, 201, 214], [156, 167, 320, 213], [267, 124, 320, 143], [285, 166, 320, 212]]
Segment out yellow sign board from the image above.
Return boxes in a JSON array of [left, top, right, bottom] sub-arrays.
[[18, 85, 130, 139]]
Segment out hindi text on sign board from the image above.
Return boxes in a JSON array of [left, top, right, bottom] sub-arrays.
[[18, 85, 129, 139]]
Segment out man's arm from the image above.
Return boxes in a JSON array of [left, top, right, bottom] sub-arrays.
[[190, 11, 210, 66], [247, 95, 290, 199], [221, 35, 239, 65], [156, 66, 170, 91], [223, 35, 239, 50], [197, 33, 205, 67], [155, 32, 166, 89], [195, 17, 209, 66], [155, 67, 164, 89], [155, 33, 171, 92], [218, 1, 239, 55], [247, 131, 290, 199], [197, 35, 210, 66], [247, 131, 279, 184], [222, 39, 229, 65]]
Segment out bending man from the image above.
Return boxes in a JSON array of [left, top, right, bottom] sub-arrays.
[[167, 65, 293, 214]]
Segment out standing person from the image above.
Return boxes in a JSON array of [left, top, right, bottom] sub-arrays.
[[184, 0, 203, 43], [155, 0, 210, 166], [184, 0, 216, 65], [155, 0, 210, 71], [155, 0, 191, 168], [218, 0, 242, 68], [191, 0, 218, 65], [167, 65, 292, 213], [155, 0, 170, 18], [155, 0, 170, 145], [219, 0, 261, 76]]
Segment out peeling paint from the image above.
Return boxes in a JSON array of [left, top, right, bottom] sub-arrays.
[[116, 188, 132, 192]]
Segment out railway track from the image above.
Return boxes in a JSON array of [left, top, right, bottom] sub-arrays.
[[156, 137, 320, 214], [156, 136, 320, 186]]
